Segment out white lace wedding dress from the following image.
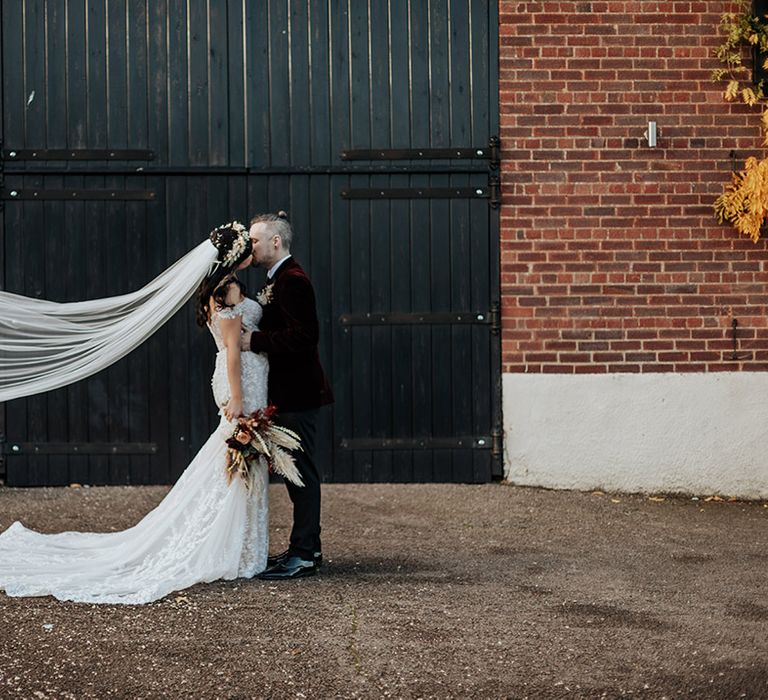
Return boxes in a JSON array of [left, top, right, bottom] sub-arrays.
[[0, 298, 270, 604]]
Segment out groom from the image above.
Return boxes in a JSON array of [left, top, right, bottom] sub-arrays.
[[241, 211, 334, 580]]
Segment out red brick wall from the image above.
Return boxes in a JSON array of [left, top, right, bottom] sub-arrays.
[[499, 1, 768, 373]]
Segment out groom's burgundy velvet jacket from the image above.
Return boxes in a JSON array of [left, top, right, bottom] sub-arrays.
[[249, 258, 334, 412]]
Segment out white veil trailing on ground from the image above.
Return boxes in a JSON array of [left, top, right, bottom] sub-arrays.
[[0, 239, 219, 402]]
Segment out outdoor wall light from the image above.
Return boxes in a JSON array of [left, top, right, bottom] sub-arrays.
[[644, 121, 658, 148]]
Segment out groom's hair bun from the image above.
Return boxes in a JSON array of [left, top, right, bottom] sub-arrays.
[[277, 210, 288, 220]]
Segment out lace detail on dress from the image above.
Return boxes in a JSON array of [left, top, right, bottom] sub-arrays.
[[216, 306, 242, 320], [0, 295, 271, 604], [208, 298, 269, 415]]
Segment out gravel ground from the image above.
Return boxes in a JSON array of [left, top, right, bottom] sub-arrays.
[[0, 482, 766, 699]]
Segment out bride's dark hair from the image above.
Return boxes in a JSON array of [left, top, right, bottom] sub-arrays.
[[195, 223, 251, 327]]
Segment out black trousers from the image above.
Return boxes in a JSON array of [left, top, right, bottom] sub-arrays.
[[274, 409, 321, 560]]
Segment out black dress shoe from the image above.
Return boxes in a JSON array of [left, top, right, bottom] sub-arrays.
[[266, 549, 291, 568], [257, 556, 318, 580], [267, 550, 323, 568]]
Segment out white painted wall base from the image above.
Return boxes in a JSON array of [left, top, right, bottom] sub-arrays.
[[503, 373, 768, 499]]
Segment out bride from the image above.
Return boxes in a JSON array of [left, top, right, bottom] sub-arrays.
[[0, 222, 286, 604]]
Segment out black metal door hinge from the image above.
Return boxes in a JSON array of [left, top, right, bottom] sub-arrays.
[[3, 149, 155, 161], [341, 136, 500, 167], [1, 188, 156, 201], [489, 175, 501, 208], [489, 302, 501, 335], [1, 442, 159, 455], [339, 311, 495, 326], [340, 186, 489, 200], [338, 436, 492, 450]]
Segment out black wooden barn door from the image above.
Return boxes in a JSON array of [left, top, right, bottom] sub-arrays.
[[0, 1, 499, 486], [0, 0, 256, 486]]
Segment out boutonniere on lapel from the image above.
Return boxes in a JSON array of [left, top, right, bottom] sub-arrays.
[[256, 282, 275, 306]]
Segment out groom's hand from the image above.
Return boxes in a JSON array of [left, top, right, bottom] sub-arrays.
[[239, 330, 252, 351]]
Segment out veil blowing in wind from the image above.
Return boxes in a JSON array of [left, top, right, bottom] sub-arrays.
[[0, 225, 280, 604], [0, 239, 219, 402]]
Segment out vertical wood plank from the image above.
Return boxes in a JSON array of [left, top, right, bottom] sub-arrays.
[[330, 174, 353, 481], [308, 1, 330, 165], [188, 0, 209, 165], [369, 0, 389, 148], [106, 0, 128, 149], [429, 0, 449, 147], [450, 175, 474, 482], [24, 0, 46, 148], [389, 0, 410, 147], [83, 178, 108, 484], [41, 3, 69, 484], [42, 179, 68, 485], [126, 176, 151, 484], [147, 0, 169, 164], [268, 0, 290, 165], [3, 178, 28, 483], [23, 0, 49, 485], [167, 0, 189, 165], [166, 176, 192, 479], [246, 0, 270, 167], [146, 175, 171, 483], [349, 174, 372, 482], [309, 175, 334, 482], [62, 176, 89, 484], [288, 0, 310, 165], [46, 0, 67, 149], [348, 1, 370, 149], [67, 0, 87, 147], [429, 175, 453, 481], [105, 176, 131, 484], [328, 0, 350, 163], [370, 174, 393, 482], [409, 173, 433, 482], [87, 0, 108, 148], [208, 0, 228, 165], [389, 172, 414, 481], [127, 0, 149, 149], [227, 0, 246, 166], [2, 0, 24, 147]]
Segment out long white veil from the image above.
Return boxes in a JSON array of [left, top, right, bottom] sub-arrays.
[[0, 239, 218, 402]]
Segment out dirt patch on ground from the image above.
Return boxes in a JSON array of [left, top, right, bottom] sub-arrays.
[[0, 483, 766, 699]]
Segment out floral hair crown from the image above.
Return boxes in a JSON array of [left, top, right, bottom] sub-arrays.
[[209, 221, 250, 269]]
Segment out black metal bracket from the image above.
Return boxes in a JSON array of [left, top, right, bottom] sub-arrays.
[[340, 136, 500, 167], [1, 442, 159, 455], [3, 149, 155, 161], [339, 311, 493, 326], [489, 175, 501, 208], [730, 318, 752, 361], [488, 135, 500, 170], [338, 437, 492, 450], [489, 302, 501, 335], [1, 188, 156, 201], [491, 425, 504, 463], [340, 186, 488, 200]]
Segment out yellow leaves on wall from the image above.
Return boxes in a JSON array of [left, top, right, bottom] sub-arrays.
[[714, 156, 768, 243], [712, 2, 768, 241]]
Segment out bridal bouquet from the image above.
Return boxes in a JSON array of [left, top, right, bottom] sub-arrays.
[[224, 405, 304, 488]]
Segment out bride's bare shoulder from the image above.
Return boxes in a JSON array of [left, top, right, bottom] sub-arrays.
[[223, 281, 245, 306]]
